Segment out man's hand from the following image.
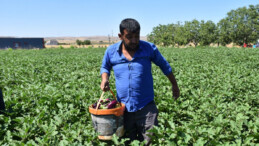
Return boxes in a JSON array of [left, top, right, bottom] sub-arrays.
[[166, 72, 180, 100], [101, 73, 110, 92], [100, 79, 110, 92], [172, 86, 180, 100]]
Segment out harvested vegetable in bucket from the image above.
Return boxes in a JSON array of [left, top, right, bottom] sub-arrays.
[[92, 98, 120, 109]]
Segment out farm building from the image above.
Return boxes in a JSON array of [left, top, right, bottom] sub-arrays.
[[45, 39, 59, 45], [0, 38, 44, 49]]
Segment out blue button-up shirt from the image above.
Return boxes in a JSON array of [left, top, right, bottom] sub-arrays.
[[100, 40, 172, 112]]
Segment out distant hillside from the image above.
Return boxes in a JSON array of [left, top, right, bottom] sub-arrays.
[[44, 36, 147, 44]]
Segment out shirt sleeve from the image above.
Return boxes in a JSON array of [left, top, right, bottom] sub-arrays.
[[150, 44, 172, 75], [100, 49, 112, 76]]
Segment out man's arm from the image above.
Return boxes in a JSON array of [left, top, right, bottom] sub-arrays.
[[150, 45, 180, 99], [100, 48, 112, 92], [166, 72, 180, 99], [100, 73, 110, 92], [0, 89, 5, 111]]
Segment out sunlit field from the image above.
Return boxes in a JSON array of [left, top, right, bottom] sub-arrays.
[[0, 47, 258, 145]]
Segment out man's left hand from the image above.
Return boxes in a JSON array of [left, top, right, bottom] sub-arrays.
[[172, 86, 180, 100]]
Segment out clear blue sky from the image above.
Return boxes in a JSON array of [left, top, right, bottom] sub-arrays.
[[0, 0, 258, 37]]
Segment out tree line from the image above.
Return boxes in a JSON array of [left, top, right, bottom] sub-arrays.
[[76, 40, 91, 46], [147, 4, 259, 47]]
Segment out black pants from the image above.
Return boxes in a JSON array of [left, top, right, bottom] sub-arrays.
[[0, 89, 5, 111], [123, 101, 158, 145]]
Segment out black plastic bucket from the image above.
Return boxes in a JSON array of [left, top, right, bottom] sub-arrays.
[[91, 114, 124, 140]]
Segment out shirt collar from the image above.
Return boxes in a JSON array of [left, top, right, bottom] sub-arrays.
[[116, 41, 122, 52]]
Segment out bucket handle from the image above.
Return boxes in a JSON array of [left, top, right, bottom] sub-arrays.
[[109, 89, 117, 101], [95, 91, 104, 111], [95, 89, 121, 111], [110, 89, 122, 107]]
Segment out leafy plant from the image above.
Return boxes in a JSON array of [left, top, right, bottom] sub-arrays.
[[0, 47, 258, 145]]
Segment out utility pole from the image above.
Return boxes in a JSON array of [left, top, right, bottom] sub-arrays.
[[108, 34, 111, 45], [111, 30, 113, 43]]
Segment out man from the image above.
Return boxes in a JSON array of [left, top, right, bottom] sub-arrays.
[[100, 18, 180, 145], [243, 43, 247, 48]]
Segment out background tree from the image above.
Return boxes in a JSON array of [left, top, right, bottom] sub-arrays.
[[184, 19, 201, 47], [174, 23, 189, 46], [199, 20, 217, 46], [147, 24, 175, 47], [76, 40, 82, 46], [83, 40, 91, 45], [217, 19, 232, 46], [76, 40, 91, 46], [224, 4, 259, 45]]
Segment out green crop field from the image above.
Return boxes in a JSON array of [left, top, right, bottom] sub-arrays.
[[0, 47, 258, 145]]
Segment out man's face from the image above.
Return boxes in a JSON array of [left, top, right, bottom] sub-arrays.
[[120, 29, 140, 51]]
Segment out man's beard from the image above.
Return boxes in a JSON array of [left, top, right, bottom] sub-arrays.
[[123, 40, 139, 52]]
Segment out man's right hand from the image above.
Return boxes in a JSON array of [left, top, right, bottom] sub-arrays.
[[100, 79, 110, 92], [101, 73, 110, 91]]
